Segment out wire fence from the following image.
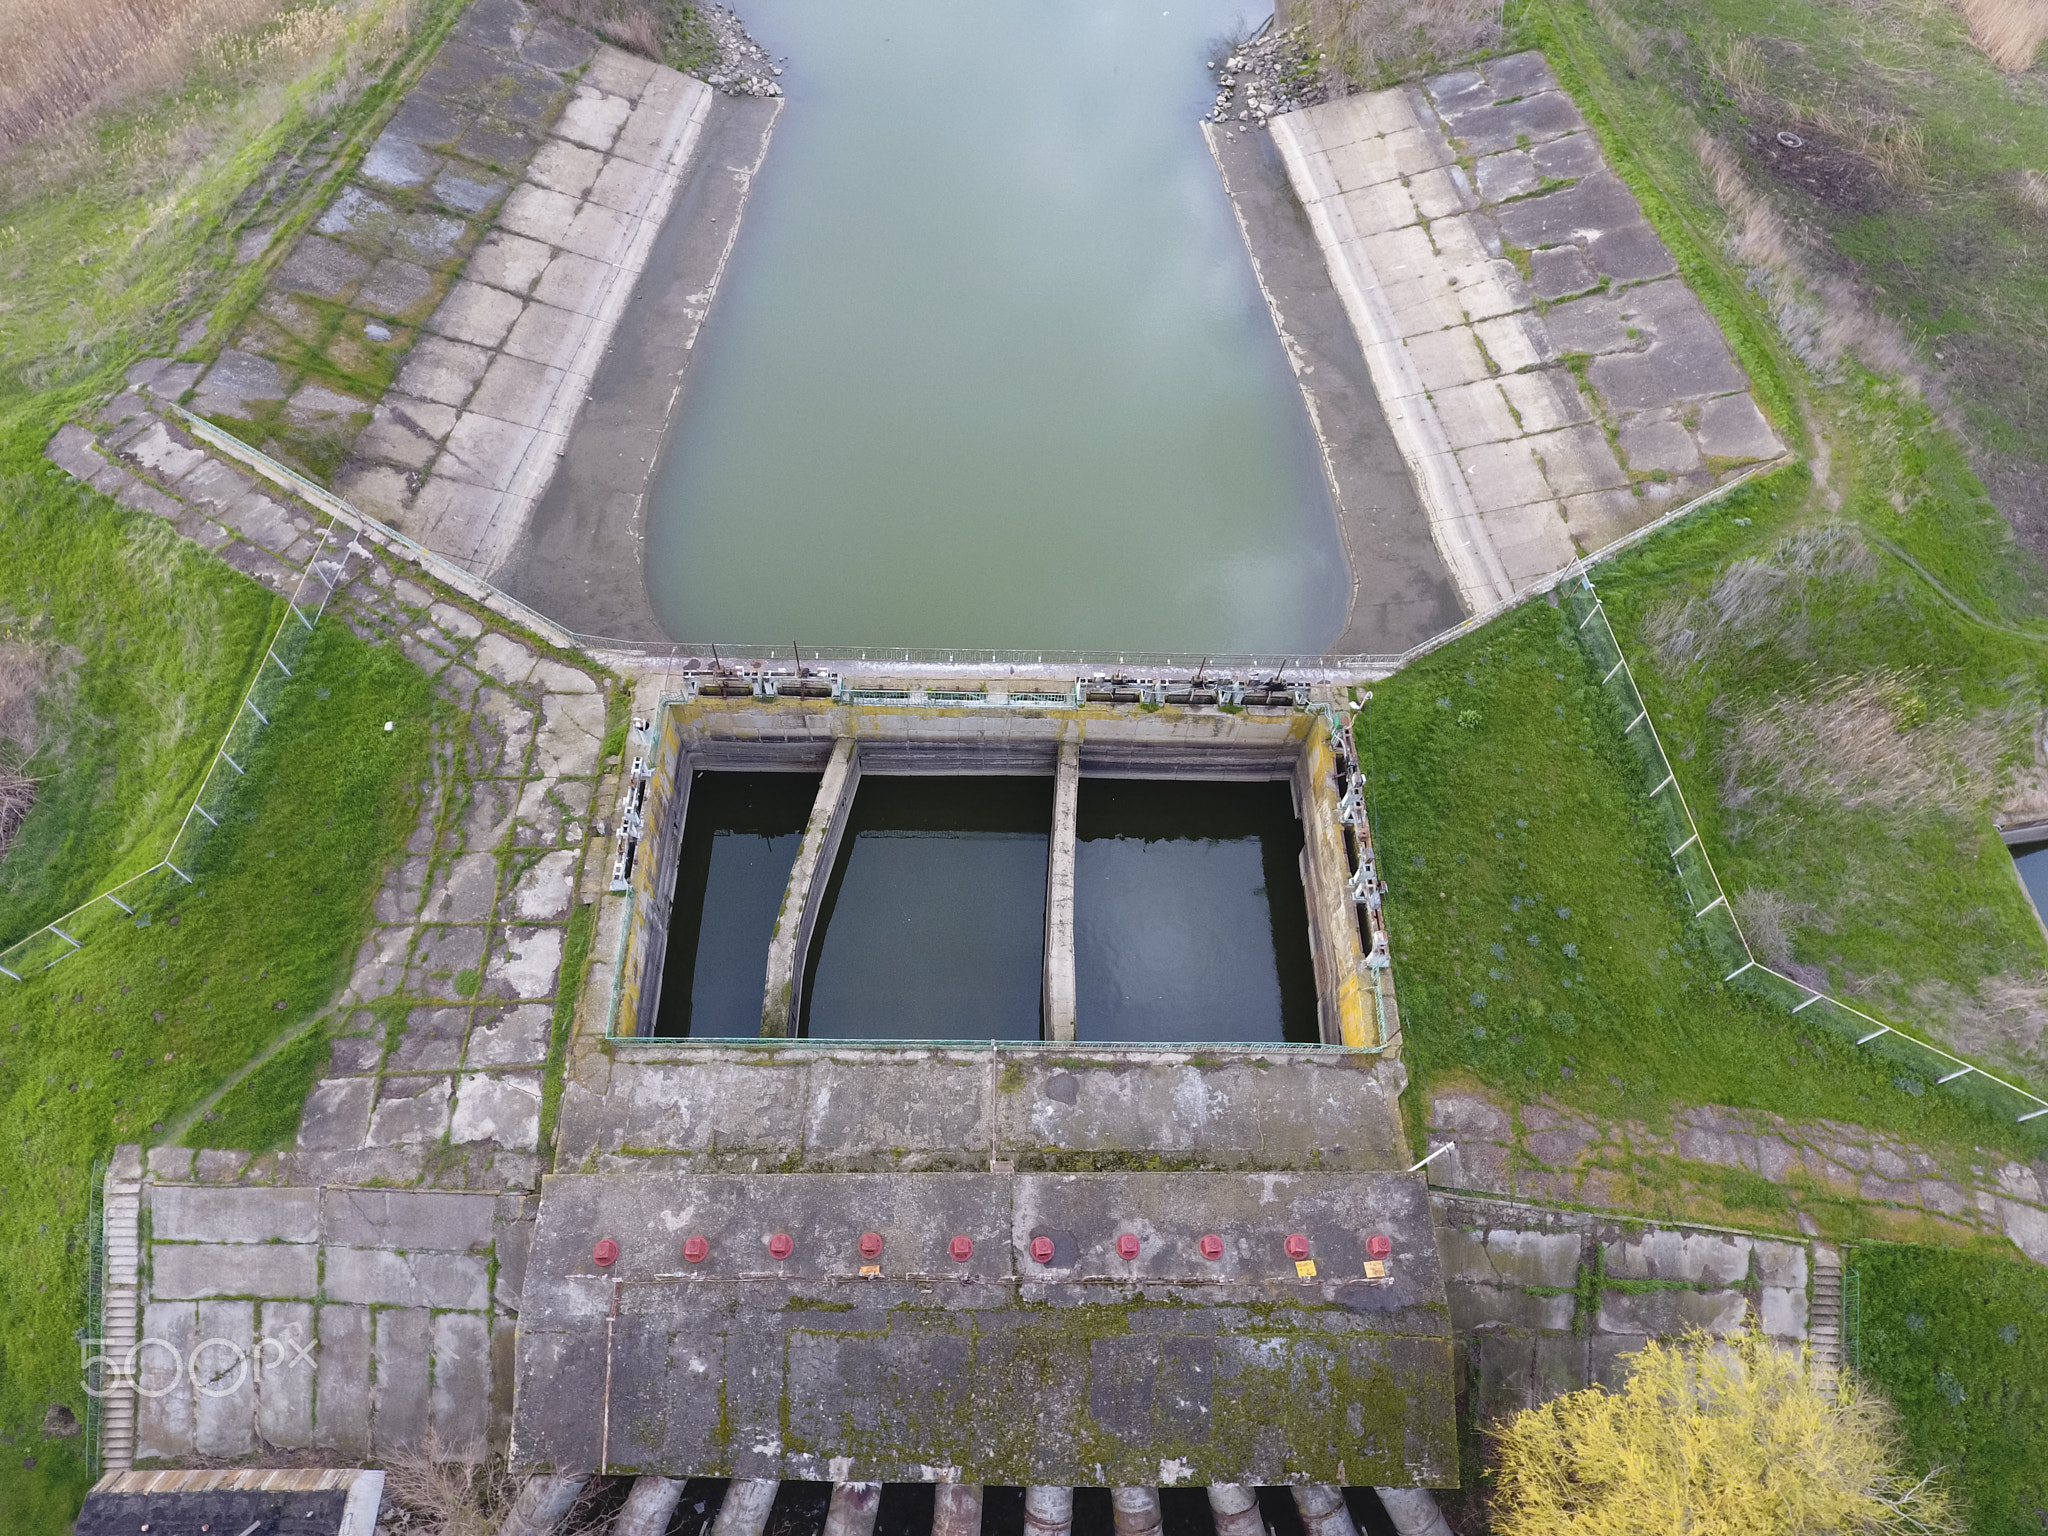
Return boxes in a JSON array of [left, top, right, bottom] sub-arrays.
[[0, 520, 361, 983], [1564, 574, 2048, 1128]]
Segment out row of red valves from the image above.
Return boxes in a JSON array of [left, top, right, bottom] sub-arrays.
[[590, 1232, 1396, 1268]]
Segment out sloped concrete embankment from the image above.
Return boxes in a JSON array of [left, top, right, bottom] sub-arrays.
[[1269, 52, 1785, 612]]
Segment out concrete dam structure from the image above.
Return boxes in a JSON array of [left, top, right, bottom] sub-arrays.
[[515, 689, 1448, 1488]]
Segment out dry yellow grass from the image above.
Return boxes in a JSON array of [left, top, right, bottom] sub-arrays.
[[0, 0, 314, 155], [0, 643, 45, 859], [1950, 0, 2048, 70], [1298, 0, 1498, 90], [1693, 130, 1921, 379]]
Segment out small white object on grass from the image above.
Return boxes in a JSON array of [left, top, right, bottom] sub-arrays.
[[384, 721, 394, 732]]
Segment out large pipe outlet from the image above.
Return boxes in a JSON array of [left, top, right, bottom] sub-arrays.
[[495, 1475, 589, 1536], [1024, 1486, 1074, 1536], [824, 1483, 883, 1536], [1290, 1485, 1358, 1536], [1373, 1489, 1455, 1536], [713, 1480, 783, 1536], [1110, 1487, 1164, 1536], [614, 1478, 686, 1536], [1205, 1485, 1265, 1536], [932, 1483, 984, 1536]]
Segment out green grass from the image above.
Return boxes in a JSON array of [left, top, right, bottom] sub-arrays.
[[1854, 1243, 2048, 1535], [1360, 569, 2045, 1163], [1589, 450, 2048, 1085], [0, 616, 429, 1527], [0, 467, 280, 948], [185, 1019, 333, 1152]]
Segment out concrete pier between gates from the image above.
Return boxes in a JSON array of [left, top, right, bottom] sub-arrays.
[[762, 738, 859, 1036], [1044, 743, 1080, 1042]]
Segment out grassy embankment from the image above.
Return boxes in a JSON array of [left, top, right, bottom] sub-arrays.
[[1362, 0, 2048, 1180], [1855, 1243, 2048, 1536], [1353, 0, 2048, 1515], [0, 0, 459, 1522]]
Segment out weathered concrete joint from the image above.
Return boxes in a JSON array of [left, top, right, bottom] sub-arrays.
[[614, 1478, 688, 1536], [713, 1479, 781, 1536], [762, 737, 860, 1035], [1024, 1486, 1074, 1536], [1205, 1485, 1263, 1536], [1044, 742, 1080, 1041], [932, 1483, 984, 1536], [496, 1475, 589, 1536]]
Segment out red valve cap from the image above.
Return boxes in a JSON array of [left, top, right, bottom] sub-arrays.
[[592, 1238, 619, 1268], [1367, 1234, 1393, 1259], [1116, 1233, 1141, 1260], [1199, 1234, 1225, 1260], [683, 1236, 709, 1264], [1285, 1232, 1311, 1260], [767, 1232, 794, 1260], [1030, 1235, 1055, 1264], [859, 1231, 884, 1258], [949, 1234, 974, 1262]]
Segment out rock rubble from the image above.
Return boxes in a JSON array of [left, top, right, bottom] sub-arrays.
[[698, 2, 784, 97], [1205, 21, 1326, 130]]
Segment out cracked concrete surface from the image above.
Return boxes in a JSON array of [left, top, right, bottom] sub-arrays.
[[1423, 1085, 2048, 1265], [1272, 52, 1784, 612]]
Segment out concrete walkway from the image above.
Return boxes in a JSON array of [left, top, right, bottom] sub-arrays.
[[47, 398, 616, 1191], [1271, 52, 1784, 611], [1422, 1083, 2048, 1265]]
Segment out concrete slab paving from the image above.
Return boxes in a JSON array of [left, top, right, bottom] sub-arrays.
[[1272, 50, 1787, 607]]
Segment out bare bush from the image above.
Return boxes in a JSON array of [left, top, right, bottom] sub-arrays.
[[1716, 669, 2034, 832], [1643, 523, 1877, 670], [0, 642, 46, 861], [2014, 167, 2048, 216], [1949, 0, 2048, 70], [1297, 0, 1498, 92], [1732, 887, 1829, 967], [381, 1441, 512, 1536]]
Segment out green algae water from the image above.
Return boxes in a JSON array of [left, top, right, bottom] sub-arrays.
[[645, 0, 1348, 654]]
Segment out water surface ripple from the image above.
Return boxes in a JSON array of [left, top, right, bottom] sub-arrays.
[[645, 0, 1348, 653]]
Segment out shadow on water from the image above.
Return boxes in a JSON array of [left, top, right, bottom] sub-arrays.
[[802, 775, 1051, 1040], [1074, 779, 1317, 1044], [655, 770, 820, 1037]]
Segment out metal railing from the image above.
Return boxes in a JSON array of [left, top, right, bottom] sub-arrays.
[[1566, 575, 2048, 1126], [0, 519, 361, 981]]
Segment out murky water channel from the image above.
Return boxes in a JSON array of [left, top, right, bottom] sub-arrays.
[[644, 0, 1347, 654], [655, 771, 819, 1036], [1075, 779, 1317, 1042], [803, 776, 1052, 1040]]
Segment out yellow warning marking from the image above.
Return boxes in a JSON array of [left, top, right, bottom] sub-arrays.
[[860, 1266, 881, 1276], [1295, 1258, 1318, 1280], [1363, 1260, 1389, 1279]]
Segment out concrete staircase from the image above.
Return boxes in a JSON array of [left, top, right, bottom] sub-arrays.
[[1808, 1244, 1844, 1390], [99, 1153, 144, 1472]]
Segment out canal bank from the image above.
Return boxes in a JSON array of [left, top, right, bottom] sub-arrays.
[[493, 90, 782, 641]]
